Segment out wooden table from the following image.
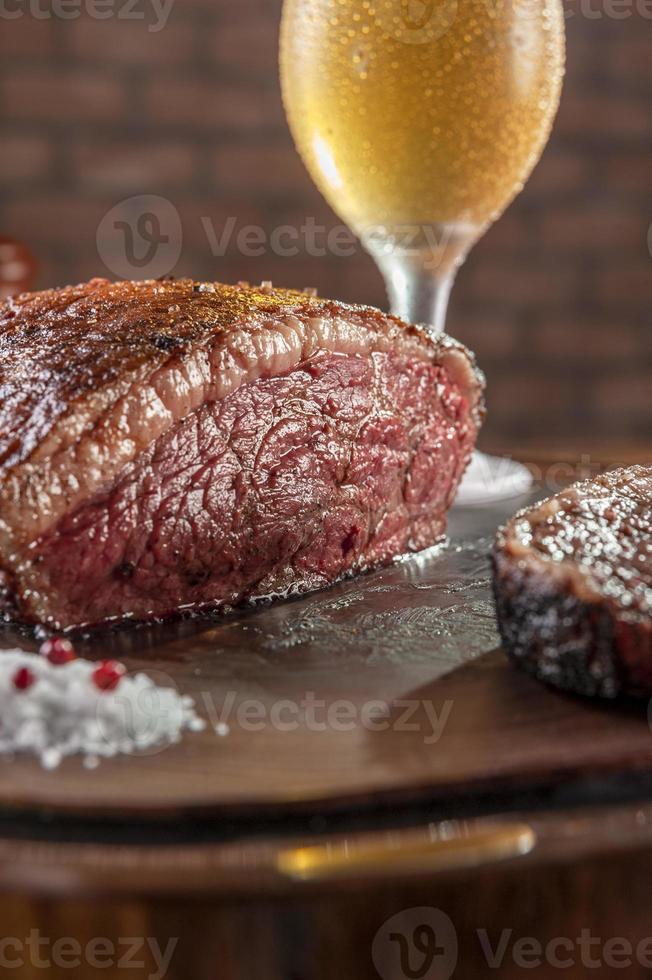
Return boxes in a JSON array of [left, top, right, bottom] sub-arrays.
[[1, 450, 651, 979]]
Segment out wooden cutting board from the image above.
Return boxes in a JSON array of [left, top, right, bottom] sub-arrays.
[[0, 485, 650, 822]]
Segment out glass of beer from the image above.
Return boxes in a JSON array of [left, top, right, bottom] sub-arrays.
[[280, 0, 565, 500]]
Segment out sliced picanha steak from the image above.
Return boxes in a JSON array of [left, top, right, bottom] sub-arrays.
[[0, 278, 484, 630], [493, 466, 652, 698]]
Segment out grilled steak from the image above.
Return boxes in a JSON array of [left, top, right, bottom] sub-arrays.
[[493, 466, 652, 698], [0, 278, 484, 630]]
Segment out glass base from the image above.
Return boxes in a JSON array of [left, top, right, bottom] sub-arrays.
[[455, 451, 533, 506]]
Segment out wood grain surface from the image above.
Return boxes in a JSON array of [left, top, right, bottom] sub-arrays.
[[0, 483, 650, 822], [1, 456, 651, 980], [4, 800, 652, 979]]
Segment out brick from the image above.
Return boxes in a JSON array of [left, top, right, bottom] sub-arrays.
[[602, 153, 652, 193], [0, 15, 56, 57], [173, 251, 344, 298], [541, 205, 646, 251], [464, 259, 576, 309], [477, 211, 527, 252], [212, 142, 313, 196], [183, 206, 361, 280], [220, 0, 283, 21], [71, 140, 198, 189], [564, 2, 648, 42], [168, 0, 229, 9], [3, 194, 111, 247], [142, 77, 285, 131], [608, 38, 652, 79], [593, 375, 651, 422], [0, 133, 54, 181], [484, 375, 579, 425], [205, 0, 284, 30], [527, 146, 587, 196], [265, 199, 352, 237], [337, 263, 387, 309], [533, 318, 647, 362], [557, 92, 650, 140], [178, 198, 275, 250], [561, 32, 597, 85], [170, 249, 239, 283], [70, 250, 130, 284], [68, 14, 195, 66], [244, 253, 350, 297], [0, 0, 648, 454], [597, 262, 652, 308], [212, 11, 279, 78], [34, 254, 77, 292], [452, 315, 524, 361], [0, 70, 127, 123]]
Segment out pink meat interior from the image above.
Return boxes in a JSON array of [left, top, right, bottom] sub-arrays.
[[30, 350, 474, 626]]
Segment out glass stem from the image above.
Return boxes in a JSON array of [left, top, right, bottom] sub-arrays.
[[381, 254, 454, 333], [367, 229, 477, 335]]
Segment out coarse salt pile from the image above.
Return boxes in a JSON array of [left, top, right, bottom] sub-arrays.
[[0, 639, 206, 770]]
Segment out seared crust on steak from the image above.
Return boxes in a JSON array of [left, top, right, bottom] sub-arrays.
[[0, 278, 485, 629], [493, 466, 652, 698], [0, 279, 484, 538], [0, 278, 483, 475]]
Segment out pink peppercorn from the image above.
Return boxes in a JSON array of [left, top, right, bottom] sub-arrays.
[[39, 637, 76, 666], [13, 667, 35, 691], [92, 660, 126, 692]]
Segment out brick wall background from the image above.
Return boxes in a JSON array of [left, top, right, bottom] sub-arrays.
[[0, 0, 650, 453]]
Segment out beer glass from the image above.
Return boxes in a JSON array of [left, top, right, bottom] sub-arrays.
[[280, 0, 565, 501]]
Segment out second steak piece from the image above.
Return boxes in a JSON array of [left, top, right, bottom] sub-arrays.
[[0, 278, 484, 630], [493, 466, 652, 698]]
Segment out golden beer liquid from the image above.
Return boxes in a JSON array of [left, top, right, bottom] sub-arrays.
[[280, 0, 565, 239]]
